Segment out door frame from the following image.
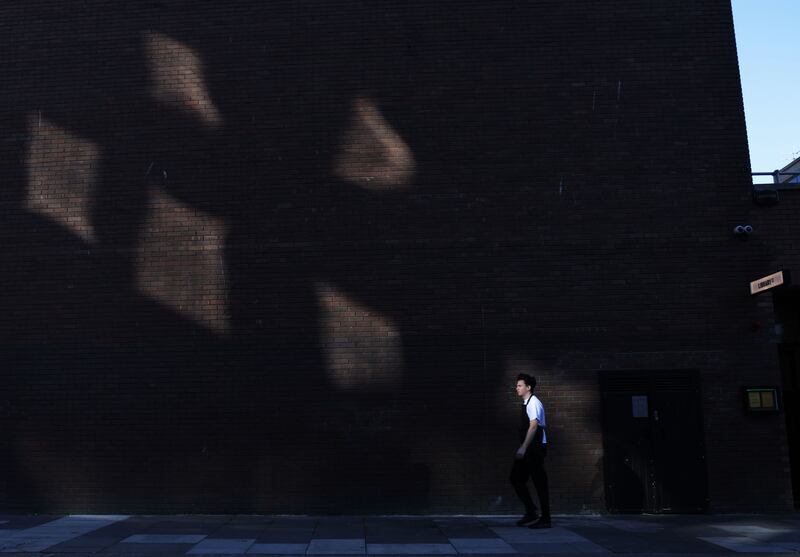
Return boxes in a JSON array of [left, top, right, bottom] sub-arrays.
[[599, 369, 709, 514]]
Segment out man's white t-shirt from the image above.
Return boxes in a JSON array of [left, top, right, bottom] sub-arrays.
[[525, 394, 547, 444]]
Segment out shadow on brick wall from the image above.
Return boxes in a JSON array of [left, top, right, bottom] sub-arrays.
[[0, 0, 746, 512]]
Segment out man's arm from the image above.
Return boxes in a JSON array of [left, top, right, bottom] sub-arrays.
[[515, 419, 539, 458]]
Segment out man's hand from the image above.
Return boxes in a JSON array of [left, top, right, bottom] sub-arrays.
[[517, 420, 538, 460]]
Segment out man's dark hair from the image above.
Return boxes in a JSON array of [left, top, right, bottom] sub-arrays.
[[516, 373, 536, 390]]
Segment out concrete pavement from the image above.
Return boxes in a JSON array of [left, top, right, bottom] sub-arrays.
[[0, 513, 799, 556]]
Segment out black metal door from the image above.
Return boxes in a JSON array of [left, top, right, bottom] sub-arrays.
[[600, 370, 709, 513]]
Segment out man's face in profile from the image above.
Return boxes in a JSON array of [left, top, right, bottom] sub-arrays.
[[515, 380, 531, 399]]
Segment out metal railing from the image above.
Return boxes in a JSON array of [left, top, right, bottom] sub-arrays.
[[752, 171, 800, 189]]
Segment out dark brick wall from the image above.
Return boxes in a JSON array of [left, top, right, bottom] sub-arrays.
[[0, 0, 792, 513], [743, 188, 800, 511]]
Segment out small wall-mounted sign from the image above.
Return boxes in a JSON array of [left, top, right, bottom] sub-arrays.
[[631, 395, 649, 418], [743, 387, 781, 414], [750, 270, 790, 295]]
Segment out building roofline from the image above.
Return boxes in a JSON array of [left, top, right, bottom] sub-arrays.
[[780, 155, 800, 173]]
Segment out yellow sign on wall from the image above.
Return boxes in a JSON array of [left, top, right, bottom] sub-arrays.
[[744, 387, 780, 413]]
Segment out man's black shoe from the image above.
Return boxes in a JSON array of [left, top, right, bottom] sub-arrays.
[[515, 513, 540, 527], [528, 518, 552, 529]]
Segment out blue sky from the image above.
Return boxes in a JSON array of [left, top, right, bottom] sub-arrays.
[[731, 0, 800, 172]]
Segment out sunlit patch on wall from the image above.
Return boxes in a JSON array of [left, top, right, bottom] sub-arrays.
[[333, 97, 415, 190], [143, 31, 223, 128], [316, 281, 403, 391], [25, 114, 100, 244], [136, 185, 230, 333]]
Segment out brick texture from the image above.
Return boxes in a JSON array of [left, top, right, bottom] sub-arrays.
[[0, 0, 792, 513]]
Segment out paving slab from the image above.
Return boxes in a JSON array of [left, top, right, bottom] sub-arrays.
[[711, 525, 797, 539], [314, 519, 366, 540], [256, 528, 314, 543], [491, 526, 589, 544], [228, 517, 273, 527], [39, 535, 120, 553], [698, 536, 799, 553], [307, 539, 367, 555], [269, 518, 317, 529], [448, 538, 516, 554], [510, 541, 610, 553], [0, 517, 62, 530], [187, 538, 257, 555], [567, 526, 732, 554], [145, 517, 230, 534], [365, 521, 448, 545], [476, 518, 518, 528], [44, 518, 164, 553], [247, 542, 308, 554], [580, 554, 796, 557], [0, 515, 129, 553], [102, 542, 198, 554], [121, 535, 208, 544], [366, 543, 457, 554], [602, 519, 663, 534], [434, 519, 498, 540], [773, 542, 800, 552], [143, 524, 223, 536], [366, 534, 451, 544], [212, 527, 267, 541]]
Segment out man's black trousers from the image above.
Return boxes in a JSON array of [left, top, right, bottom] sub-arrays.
[[509, 444, 550, 519]]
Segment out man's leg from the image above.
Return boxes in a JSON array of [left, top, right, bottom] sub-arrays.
[[528, 447, 551, 523], [509, 458, 538, 517]]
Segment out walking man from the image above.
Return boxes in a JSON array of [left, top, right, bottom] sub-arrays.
[[510, 373, 551, 528]]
